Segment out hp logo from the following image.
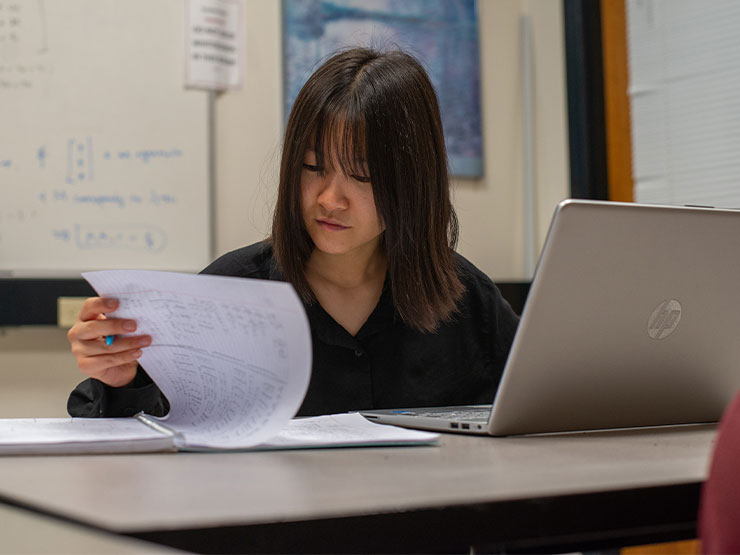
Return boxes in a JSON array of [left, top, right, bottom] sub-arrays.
[[648, 299, 682, 340]]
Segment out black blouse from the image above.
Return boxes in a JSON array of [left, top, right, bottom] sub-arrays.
[[67, 242, 519, 418]]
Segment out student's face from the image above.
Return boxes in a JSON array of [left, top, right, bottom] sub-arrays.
[[301, 149, 385, 257]]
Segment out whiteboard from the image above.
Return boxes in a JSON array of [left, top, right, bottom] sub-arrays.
[[0, 0, 211, 277]]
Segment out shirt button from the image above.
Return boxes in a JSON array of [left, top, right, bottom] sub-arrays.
[[354, 349, 364, 357]]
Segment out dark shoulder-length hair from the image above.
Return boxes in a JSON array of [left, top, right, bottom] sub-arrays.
[[272, 47, 464, 332]]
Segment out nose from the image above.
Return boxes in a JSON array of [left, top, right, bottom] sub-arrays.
[[317, 171, 349, 212]]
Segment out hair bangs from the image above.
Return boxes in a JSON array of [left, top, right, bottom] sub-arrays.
[[312, 100, 369, 180]]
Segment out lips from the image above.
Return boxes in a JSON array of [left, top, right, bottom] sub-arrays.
[[316, 219, 349, 231]]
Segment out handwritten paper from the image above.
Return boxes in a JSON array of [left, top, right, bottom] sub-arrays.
[[0, 413, 439, 455], [259, 413, 440, 450], [0, 417, 175, 455], [83, 270, 312, 449]]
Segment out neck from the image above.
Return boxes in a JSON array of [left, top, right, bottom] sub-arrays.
[[305, 241, 386, 290]]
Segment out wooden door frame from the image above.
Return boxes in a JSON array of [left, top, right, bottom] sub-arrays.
[[600, 0, 634, 202]]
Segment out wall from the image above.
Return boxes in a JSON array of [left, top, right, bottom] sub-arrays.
[[215, 0, 570, 280], [0, 0, 569, 416], [453, 0, 570, 280]]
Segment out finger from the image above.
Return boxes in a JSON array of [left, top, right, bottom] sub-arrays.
[[74, 318, 138, 341], [86, 334, 151, 357], [78, 297, 119, 322], [77, 348, 144, 377]]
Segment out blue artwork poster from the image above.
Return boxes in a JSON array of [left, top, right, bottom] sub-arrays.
[[283, 0, 483, 177]]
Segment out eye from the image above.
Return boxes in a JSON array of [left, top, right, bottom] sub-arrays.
[[350, 174, 371, 183], [302, 163, 322, 172]]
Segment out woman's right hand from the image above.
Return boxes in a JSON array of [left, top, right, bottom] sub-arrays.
[[67, 297, 151, 387]]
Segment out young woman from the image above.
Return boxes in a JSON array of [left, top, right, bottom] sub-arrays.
[[66, 47, 519, 418]]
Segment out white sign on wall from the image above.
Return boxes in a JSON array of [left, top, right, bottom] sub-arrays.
[[186, 0, 243, 90]]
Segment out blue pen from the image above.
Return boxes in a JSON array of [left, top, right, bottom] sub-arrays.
[[105, 335, 115, 346]]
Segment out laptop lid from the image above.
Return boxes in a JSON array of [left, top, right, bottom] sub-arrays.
[[487, 199, 740, 435]]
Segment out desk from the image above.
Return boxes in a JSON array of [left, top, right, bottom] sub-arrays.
[[0, 503, 180, 554], [0, 424, 715, 553]]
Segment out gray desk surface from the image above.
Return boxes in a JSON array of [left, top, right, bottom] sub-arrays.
[[0, 503, 181, 554], [0, 424, 716, 553]]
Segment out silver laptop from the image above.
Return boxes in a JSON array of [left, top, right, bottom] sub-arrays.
[[362, 199, 740, 436]]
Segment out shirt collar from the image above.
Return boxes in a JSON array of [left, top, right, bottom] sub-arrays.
[[305, 277, 395, 348]]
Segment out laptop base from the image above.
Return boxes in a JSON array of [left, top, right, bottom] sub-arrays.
[[361, 405, 491, 435]]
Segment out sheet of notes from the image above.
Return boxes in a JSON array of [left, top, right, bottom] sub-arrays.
[[0, 414, 438, 454], [0, 418, 175, 454], [259, 413, 439, 450], [0, 417, 162, 443], [83, 270, 312, 449]]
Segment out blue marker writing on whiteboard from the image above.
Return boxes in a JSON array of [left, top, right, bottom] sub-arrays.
[[105, 335, 115, 346]]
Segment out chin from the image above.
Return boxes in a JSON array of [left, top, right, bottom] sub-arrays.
[[307, 231, 351, 255], [311, 240, 352, 256]]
